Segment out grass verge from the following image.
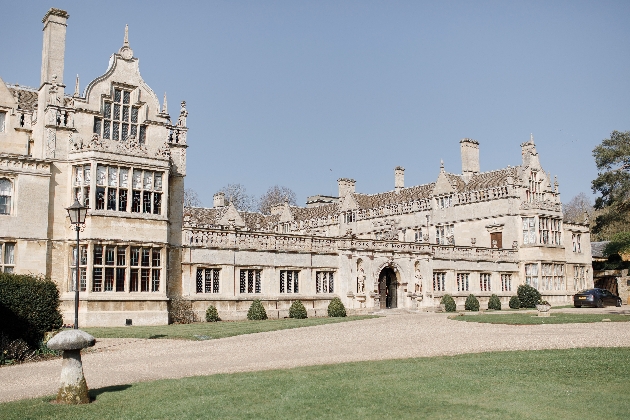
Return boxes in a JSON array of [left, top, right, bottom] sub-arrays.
[[450, 312, 630, 324], [1, 347, 628, 419], [82, 315, 378, 340]]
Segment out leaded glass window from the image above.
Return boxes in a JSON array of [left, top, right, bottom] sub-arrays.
[[98, 87, 145, 141]]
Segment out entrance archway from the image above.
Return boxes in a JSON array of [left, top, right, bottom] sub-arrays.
[[378, 267, 398, 309]]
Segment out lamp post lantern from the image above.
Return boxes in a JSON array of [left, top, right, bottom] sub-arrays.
[[65, 199, 88, 329]]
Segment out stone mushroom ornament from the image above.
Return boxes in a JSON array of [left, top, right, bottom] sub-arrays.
[[46, 329, 96, 404]]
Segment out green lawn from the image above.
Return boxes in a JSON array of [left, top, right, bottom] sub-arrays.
[[1, 347, 629, 419], [450, 312, 630, 324], [82, 315, 378, 340]]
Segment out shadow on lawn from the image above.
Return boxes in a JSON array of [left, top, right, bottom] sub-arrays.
[[148, 334, 167, 339], [89, 384, 132, 400]]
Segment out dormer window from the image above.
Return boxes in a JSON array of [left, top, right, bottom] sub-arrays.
[[94, 88, 146, 143]]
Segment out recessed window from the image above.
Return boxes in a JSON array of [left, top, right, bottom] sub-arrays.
[[95, 88, 146, 143], [501, 274, 512, 292], [316, 271, 334, 293], [196, 268, 220, 293], [0, 178, 12, 215], [0, 242, 15, 273], [239, 269, 261, 293], [541, 263, 564, 291], [457, 273, 469, 292], [432, 272, 446, 292], [0, 111, 6, 132], [480, 273, 491, 292], [280, 270, 299, 293], [92, 245, 162, 292], [69, 245, 87, 292]]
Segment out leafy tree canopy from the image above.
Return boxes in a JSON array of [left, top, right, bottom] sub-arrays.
[[591, 130, 630, 235]]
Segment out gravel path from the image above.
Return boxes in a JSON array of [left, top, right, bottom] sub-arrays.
[[2, 310, 630, 403]]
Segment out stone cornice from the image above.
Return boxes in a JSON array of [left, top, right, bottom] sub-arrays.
[[0, 153, 51, 175]]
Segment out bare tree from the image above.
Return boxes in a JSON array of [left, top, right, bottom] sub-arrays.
[[563, 192, 594, 224], [184, 188, 202, 207], [258, 185, 297, 214], [220, 183, 257, 212]]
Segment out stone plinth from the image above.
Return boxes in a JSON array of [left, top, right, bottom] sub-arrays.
[[47, 329, 96, 404]]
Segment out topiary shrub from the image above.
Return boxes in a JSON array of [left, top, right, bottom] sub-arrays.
[[488, 294, 501, 310], [327, 297, 346, 317], [517, 284, 541, 308], [247, 299, 268, 320], [288, 300, 308, 319], [205, 305, 220, 322], [0, 273, 63, 348], [440, 294, 457, 312], [464, 294, 480, 311], [509, 295, 520, 309]]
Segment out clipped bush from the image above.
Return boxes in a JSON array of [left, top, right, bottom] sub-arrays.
[[0, 273, 63, 347], [509, 295, 521, 309], [464, 294, 480, 311], [327, 297, 346, 317], [205, 305, 220, 322], [289, 300, 308, 319], [440, 294, 457, 312], [488, 294, 502, 310], [169, 295, 196, 324], [247, 299, 268, 320], [517, 284, 541, 308]]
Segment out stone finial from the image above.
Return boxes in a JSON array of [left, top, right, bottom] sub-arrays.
[[554, 175, 559, 194], [124, 24, 129, 46], [440, 159, 445, 173], [73, 74, 80, 97], [177, 101, 188, 127], [162, 92, 168, 114]]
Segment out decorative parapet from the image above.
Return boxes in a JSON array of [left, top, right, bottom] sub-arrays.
[[0, 153, 51, 175], [519, 200, 562, 212], [431, 245, 518, 262]]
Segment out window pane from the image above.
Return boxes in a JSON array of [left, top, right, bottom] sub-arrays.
[[112, 122, 119, 140], [143, 191, 152, 213], [4, 243, 15, 264], [130, 247, 140, 266], [116, 268, 125, 292], [96, 187, 105, 210], [93, 117, 102, 134], [153, 193, 161, 214], [94, 245, 103, 265], [103, 102, 111, 119], [141, 269, 150, 291], [152, 249, 160, 267], [131, 107, 138, 123], [123, 91, 130, 104], [114, 89, 121, 103], [139, 125, 146, 143], [113, 104, 120, 120], [132, 190, 141, 212], [117, 247, 126, 265], [141, 248, 150, 266], [130, 269, 139, 292], [122, 123, 129, 141], [105, 247, 115, 265], [118, 189, 127, 211], [151, 269, 160, 292], [93, 268, 103, 292], [103, 120, 111, 139], [122, 106, 129, 122]]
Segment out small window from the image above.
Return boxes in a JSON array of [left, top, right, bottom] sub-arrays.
[[0, 111, 6, 132], [432, 272, 446, 291], [0, 178, 12, 215], [280, 270, 300, 293], [1, 242, 16, 273], [316, 271, 334, 293], [239, 269, 262, 293]]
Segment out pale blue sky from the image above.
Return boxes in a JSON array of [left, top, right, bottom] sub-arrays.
[[2, 1, 629, 206]]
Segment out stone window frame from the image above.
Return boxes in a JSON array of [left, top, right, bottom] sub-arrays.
[[69, 245, 88, 292], [435, 224, 454, 245], [500, 273, 512, 292], [572, 233, 582, 253], [479, 273, 491, 292], [316, 271, 334, 293], [196, 267, 220, 294], [279, 269, 300, 293], [0, 110, 6, 132], [90, 243, 163, 293], [432, 271, 446, 292], [239, 268, 262, 294], [0, 242, 15, 273], [456, 272, 469, 292], [526, 170, 543, 203], [541, 262, 565, 291], [76, 162, 166, 216], [435, 194, 452, 209], [524, 262, 539, 289], [573, 265, 586, 291], [522, 217, 536, 245], [343, 211, 356, 223], [94, 86, 147, 143], [0, 177, 13, 215], [538, 217, 561, 246]]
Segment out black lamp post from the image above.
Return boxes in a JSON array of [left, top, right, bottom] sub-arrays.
[[65, 199, 88, 329]]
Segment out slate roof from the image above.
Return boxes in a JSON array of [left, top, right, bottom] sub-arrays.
[[352, 184, 435, 209], [290, 203, 339, 221], [591, 241, 610, 259], [184, 206, 279, 230]]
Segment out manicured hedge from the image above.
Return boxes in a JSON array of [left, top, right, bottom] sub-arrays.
[[488, 294, 502, 310], [327, 297, 346, 317], [464, 294, 480, 311], [205, 305, 220, 322], [0, 273, 63, 347], [517, 284, 541, 308], [440, 294, 457, 312], [247, 299, 268, 320], [288, 301, 308, 319]]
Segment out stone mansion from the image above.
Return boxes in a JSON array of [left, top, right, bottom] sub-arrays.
[[0, 8, 592, 326]]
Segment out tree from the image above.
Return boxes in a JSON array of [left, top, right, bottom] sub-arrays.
[[258, 185, 297, 214], [183, 188, 201, 207], [220, 183, 257, 212], [563, 192, 594, 224], [591, 130, 630, 236]]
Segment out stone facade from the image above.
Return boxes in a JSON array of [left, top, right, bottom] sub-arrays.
[[0, 8, 593, 326]]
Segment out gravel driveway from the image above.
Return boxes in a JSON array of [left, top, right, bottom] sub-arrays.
[[1, 310, 630, 403]]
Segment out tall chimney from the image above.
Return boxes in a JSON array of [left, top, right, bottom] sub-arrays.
[[213, 192, 225, 208], [40, 8, 69, 86], [460, 138, 480, 180], [337, 178, 356, 198], [394, 166, 404, 193]]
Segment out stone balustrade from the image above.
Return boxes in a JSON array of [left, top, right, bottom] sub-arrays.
[[183, 228, 516, 261]]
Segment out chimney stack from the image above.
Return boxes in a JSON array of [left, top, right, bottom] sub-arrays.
[[213, 192, 225, 208], [337, 178, 356, 198], [460, 138, 480, 180], [40, 8, 69, 86], [394, 166, 405, 192]]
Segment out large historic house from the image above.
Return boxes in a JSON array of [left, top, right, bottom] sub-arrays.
[[0, 8, 593, 326]]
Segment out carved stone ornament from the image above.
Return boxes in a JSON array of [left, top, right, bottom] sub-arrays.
[[70, 134, 108, 152], [116, 135, 147, 156], [156, 142, 171, 159]]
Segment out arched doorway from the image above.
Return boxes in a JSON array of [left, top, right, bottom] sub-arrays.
[[378, 267, 398, 309]]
